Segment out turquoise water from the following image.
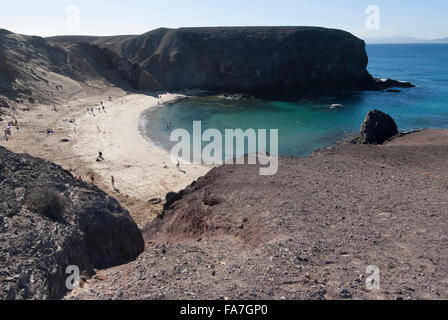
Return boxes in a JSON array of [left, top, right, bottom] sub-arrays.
[[142, 44, 448, 157]]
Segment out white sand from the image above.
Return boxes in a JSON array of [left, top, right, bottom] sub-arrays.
[[0, 88, 211, 227], [71, 93, 209, 199]]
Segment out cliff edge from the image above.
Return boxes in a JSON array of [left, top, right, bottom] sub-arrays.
[[0, 26, 414, 110], [0, 146, 144, 300]]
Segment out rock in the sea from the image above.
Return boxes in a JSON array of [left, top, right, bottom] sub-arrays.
[[360, 110, 398, 144], [219, 93, 255, 100], [0, 146, 144, 300], [374, 78, 415, 89], [51, 27, 409, 99], [110, 27, 374, 99], [1, 27, 415, 102]]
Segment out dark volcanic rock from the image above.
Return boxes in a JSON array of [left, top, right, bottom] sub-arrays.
[[75, 42, 159, 90], [50, 27, 414, 100], [0, 146, 144, 300], [1, 27, 415, 103], [373, 78, 415, 89], [162, 181, 197, 212], [103, 27, 376, 98], [360, 110, 398, 144], [163, 191, 182, 212], [0, 29, 144, 105], [0, 97, 9, 109], [219, 93, 256, 100]]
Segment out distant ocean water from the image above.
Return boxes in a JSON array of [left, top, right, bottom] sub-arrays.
[[141, 44, 448, 157]]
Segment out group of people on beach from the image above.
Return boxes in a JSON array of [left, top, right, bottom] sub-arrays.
[[87, 101, 107, 116], [1, 118, 18, 141], [79, 95, 186, 194], [81, 100, 112, 188], [82, 150, 118, 192]]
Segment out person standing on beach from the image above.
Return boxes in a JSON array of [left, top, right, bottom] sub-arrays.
[[96, 151, 104, 161], [89, 172, 95, 184], [111, 175, 115, 189]]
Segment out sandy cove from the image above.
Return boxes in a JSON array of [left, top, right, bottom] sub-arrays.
[[0, 87, 210, 227]]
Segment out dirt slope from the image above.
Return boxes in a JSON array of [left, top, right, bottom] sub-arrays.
[[0, 146, 144, 300], [67, 130, 448, 300]]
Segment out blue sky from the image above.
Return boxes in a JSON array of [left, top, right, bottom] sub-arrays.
[[1, 0, 447, 39]]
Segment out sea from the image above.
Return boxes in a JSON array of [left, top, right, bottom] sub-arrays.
[[141, 44, 448, 158]]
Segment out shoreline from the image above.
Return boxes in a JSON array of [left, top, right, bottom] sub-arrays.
[[0, 88, 211, 227], [2, 85, 447, 228], [137, 95, 187, 150], [67, 127, 448, 300], [69, 92, 212, 227]]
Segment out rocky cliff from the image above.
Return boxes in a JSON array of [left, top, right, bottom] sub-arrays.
[[0, 29, 149, 108], [137, 27, 375, 97], [54, 27, 389, 99], [1, 26, 413, 110], [0, 146, 144, 300]]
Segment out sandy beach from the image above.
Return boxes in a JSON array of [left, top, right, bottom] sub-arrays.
[[0, 86, 210, 227], [2, 21, 448, 301]]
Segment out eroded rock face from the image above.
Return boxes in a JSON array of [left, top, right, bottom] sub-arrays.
[[0, 29, 145, 107], [373, 78, 415, 89], [219, 93, 256, 100], [108, 27, 375, 98], [50, 27, 415, 99], [75, 42, 159, 90], [0, 146, 144, 300], [360, 110, 398, 144], [75, 132, 447, 300], [1, 27, 415, 104]]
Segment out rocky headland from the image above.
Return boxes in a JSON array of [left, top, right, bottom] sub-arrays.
[[0, 146, 144, 299], [1, 26, 414, 113], [2, 26, 442, 301]]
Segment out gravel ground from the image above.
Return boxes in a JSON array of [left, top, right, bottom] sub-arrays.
[[66, 130, 448, 300]]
